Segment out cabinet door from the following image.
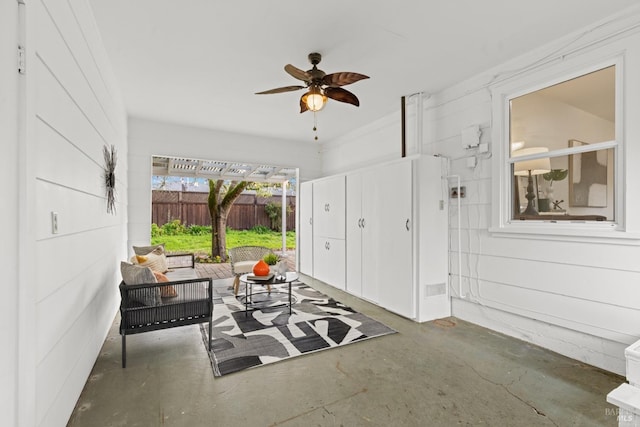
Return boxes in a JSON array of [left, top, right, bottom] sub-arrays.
[[313, 237, 328, 284], [313, 237, 345, 290], [360, 167, 380, 303], [345, 174, 363, 296], [376, 161, 416, 318], [312, 175, 345, 239], [299, 181, 314, 276], [325, 238, 345, 290], [363, 161, 414, 316]]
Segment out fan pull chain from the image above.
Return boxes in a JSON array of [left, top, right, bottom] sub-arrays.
[[313, 111, 319, 140]]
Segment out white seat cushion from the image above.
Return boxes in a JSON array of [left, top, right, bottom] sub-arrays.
[[234, 260, 258, 274]]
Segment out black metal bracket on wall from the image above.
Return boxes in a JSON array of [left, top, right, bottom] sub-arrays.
[[401, 96, 406, 158]]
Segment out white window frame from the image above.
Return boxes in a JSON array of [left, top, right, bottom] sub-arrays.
[[490, 55, 629, 241]]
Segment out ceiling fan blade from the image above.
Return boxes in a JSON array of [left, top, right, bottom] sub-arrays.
[[322, 72, 369, 87], [299, 94, 309, 113], [255, 85, 306, 95], [324, 87, 360, 106], [285, 64, 312, 82]]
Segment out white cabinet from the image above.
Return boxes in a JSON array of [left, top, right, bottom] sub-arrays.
[[312, 175, 345, 240], [313, 237, 345, 289], [368, 162, 413, 317], [346, 161, 413, 317], [311, 175, 346, 289], [345, 174, 363, 297], [299, 181, 314, 276], [415, 155, 450, 322], [299, 156, 448, 322]]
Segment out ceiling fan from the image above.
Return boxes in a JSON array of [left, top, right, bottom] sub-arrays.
[[255, 52, 369, 113]]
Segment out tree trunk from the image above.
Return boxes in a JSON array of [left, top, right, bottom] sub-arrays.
[[208, 179, 249, 262], [215, 213, 227, 261], [209, 180, 221, 259], [211, 217, 220, 259]]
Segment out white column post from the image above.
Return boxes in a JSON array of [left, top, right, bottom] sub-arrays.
[[281, 180, 287, 256]]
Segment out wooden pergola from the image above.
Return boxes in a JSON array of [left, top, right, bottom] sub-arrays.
[[152, 156, 297, 184]]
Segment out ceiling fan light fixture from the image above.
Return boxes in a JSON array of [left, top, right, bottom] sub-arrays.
[[303, 86, 327, 112]]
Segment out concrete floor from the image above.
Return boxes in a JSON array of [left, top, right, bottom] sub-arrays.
[[68, 275, 624, 427]]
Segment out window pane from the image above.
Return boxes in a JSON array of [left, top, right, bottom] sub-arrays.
[[511, 149, 614, 221], [510, 66, 615, 157]]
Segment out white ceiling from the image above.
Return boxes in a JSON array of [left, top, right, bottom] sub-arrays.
[[89, 0, 637, 143]]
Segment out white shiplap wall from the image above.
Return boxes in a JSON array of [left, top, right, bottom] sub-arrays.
[[20, 0, 127, 425], [429, 13, 640, 375], [321, 10, 640, 375], [1, 2, 20, 426], [321, 111, 402, 176]]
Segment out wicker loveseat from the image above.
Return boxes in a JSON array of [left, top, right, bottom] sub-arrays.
[[228, 246, 275, 295], [119, 252, 212, 368]]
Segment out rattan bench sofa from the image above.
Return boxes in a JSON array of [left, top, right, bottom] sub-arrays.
[[119, 253, 213, 368]]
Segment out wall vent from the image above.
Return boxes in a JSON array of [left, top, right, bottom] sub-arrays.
[[424, 283, 446, 298]]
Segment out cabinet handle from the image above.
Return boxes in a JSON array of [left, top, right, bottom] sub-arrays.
[[309, 217, 313, 225], [362, 218, 365, 228], [325, 241, 330, 250], [357, 218, 362, 228], [327, 203, 330, 212], [406, 219, 410, 231]]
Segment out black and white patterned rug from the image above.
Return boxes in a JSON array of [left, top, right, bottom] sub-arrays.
[[201, 280, 396, 376]]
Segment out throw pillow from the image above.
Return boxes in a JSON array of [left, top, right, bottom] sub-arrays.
[[153, 272, 178, 298], [120, 262, 162, 306], [132, 250, 168, 273], [133, 244, 165, 256]]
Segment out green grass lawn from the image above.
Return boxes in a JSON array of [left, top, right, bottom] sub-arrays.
[[151, 229, 296, 255]]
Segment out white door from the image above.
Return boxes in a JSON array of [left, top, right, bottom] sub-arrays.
[[313, 175, 345, 240], [325, 237, 346, 290], [299, 181, 313, 276], [366, 161, 414, 317], [345, 174, 363, 296], [360, 167, 381, 303], [312, 179, 328, 238], [313, 237, 345, 289], [313, 237, 328, 284]]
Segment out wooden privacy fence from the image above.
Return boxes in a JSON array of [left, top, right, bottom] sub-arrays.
[[152, 191, 296, 231]]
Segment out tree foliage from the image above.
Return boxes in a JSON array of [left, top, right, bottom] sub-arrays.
[[264, 202, 292, 231]]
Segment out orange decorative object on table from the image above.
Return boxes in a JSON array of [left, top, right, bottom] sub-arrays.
[[252, 259, 270, 276]]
